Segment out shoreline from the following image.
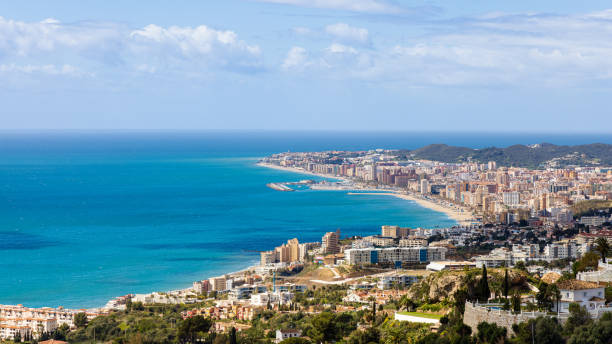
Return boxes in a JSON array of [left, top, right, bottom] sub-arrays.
[[348, 192, 475, 226], [9, 160, 473, 312], [256, 162, 349, 183], [257, 161, 476, 227]]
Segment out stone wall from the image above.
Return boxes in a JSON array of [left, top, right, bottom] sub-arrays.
[[463, 302, 566, 335]]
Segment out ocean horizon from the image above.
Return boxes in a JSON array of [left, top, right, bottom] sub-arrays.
[[2, 131, 612, 309]]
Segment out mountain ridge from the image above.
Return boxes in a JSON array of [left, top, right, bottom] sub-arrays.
[[399, 143, 612, 168]]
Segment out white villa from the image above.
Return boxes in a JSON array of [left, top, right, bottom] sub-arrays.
[[552, 280, 606, 313], [275, 329, 302, 343]]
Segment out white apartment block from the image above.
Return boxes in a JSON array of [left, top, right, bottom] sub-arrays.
[[420, 179, 430, 194], [544, 241, 580, 260], [0, 304, 99, 340], [377, 275, 419, 289], [502, 192, 520, 206], [474, 248, 514, 268], [345, 247, 446, 266], [363, 236, 395, 247], [250, 292, 294, 307], [399, 237, 428, 248], [580, 216, 608, 227]]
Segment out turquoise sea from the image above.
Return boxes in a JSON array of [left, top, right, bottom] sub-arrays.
[[1, 131, 611, 308]]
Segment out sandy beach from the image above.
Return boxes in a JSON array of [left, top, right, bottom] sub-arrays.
[[256, 162, 350, 182], [348, 192, 475, 226], [258, 161, 476, 227]]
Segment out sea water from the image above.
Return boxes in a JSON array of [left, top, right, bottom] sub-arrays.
[[1, 131, 610, 308]]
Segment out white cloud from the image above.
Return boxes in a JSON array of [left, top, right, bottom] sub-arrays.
[[129, 24, 262, 70], [130, 24, 261, 57], [281, 10, 612, 87], [327, 43, 358, 54], [256, 0, 400, 14], [325, 23, 369, 44], [0, 16, 123, 58], [0, 17, 262, 77], [0, 63, 86, 76], [282, 46, 309, 70]]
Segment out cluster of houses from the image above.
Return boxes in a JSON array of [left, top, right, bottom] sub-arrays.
[[0, 304, 103, 340]]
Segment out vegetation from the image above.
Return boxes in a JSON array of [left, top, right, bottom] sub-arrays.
[[476, 266, 491, 303], [595, 237, 610, 263], [572, 252, 600, 275], [571, 200, 612, 218], [11, 268, 612, 344], [401, 143, 612, 168]]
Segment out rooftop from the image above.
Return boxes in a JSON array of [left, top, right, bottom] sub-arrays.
[[557, 279, 601, 290]]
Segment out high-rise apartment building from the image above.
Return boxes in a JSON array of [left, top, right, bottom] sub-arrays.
[[381, 225, 411, 238], [502, 191, 520, 206], [322, 230, 340, 254], [420, 179, 429, 194]]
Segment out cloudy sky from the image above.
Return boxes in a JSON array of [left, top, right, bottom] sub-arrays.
[[1, 0, 612, 131]]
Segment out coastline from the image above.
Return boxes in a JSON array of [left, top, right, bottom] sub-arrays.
[[348, 192, 475, 226], [257, 162, 476, 227], [9, 160, 472, 312], [256, 162, 348, 183]]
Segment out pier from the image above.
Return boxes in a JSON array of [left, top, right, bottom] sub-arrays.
[[266, 180, 315, 192], [266, 183, 294, 192]]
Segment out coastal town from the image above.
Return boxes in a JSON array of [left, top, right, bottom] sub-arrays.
[[3, 149, 612, 343]]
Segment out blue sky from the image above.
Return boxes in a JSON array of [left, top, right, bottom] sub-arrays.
[[1, 0, 612, 131]]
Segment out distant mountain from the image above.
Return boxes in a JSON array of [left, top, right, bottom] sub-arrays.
[[399, 143, 612, 168]]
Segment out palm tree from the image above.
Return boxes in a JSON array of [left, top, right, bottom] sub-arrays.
[[595, 237, 610, 263]]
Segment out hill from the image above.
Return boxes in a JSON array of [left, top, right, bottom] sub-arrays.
[[401, 143, 612, 168]]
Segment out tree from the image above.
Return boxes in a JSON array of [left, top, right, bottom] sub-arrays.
[[512, 317, 563, 344], [213, 334, 228, 344], [515, 261, 526, 271], [454, 288, 469, 314], [476, 322, 507, 344], [574, 252, 600, 273], [369, 297, 376, 324], [177, 316, 213, 344], [547, 284, 561, 313], [307, 312, 340, 344], [564, 303, 592, 334], [536, 282, 553, 311], [595, 237, 610, 263], [74, 312, 88, 328], [346, 327, 380, 344], [502, 298, 510, 311], [503, 269, 509, 299], [512, 292, 521, 313], [446, 322, 474, 344], [567, 313, 612, 344], [380, 321, 429, 344], [229, 327, 237, 344], [14, 331, 21, 343], [477, 266, 491, 302], [280, 338, 312, 344], [399, 295, 417, 311]]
